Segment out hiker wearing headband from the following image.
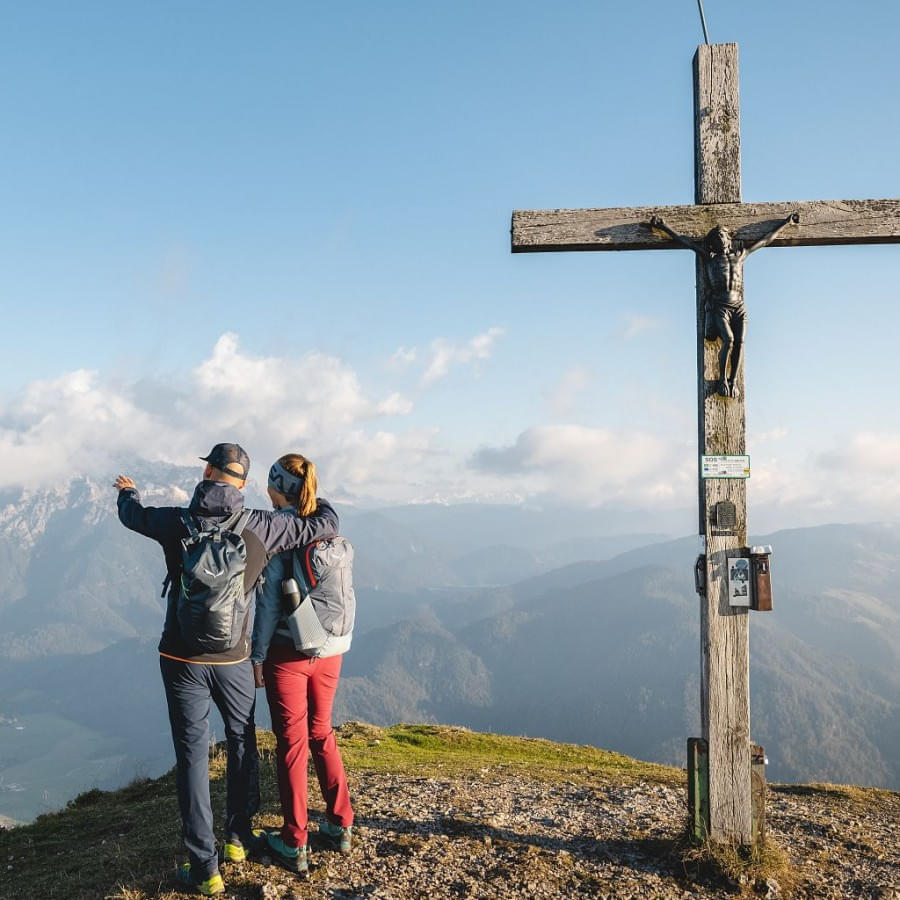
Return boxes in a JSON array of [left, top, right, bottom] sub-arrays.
[[267, 458, 311, 504], [113, 443, 340, 895], [250, 452, 355, 873]]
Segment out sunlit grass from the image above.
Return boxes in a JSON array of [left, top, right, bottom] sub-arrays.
[[330, 721, 681, 785]]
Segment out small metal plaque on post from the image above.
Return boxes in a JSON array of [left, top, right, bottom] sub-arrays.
[[714, 500, 736, 528], [702, 455, 750, 478]]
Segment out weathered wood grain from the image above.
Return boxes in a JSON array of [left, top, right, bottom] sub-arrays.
[[695, 42, 752, 846], [511, 198, 900, 252], [695, 42, 741, 204]]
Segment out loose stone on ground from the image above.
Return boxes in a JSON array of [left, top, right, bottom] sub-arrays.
[[232, 769, 899, 899]]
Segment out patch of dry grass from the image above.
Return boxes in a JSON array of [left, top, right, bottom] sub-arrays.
[[678, 827, 799, 898]]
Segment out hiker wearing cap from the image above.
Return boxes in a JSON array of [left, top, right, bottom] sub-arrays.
[[249, 453, 355, 875], [114, 443, 340, 896]]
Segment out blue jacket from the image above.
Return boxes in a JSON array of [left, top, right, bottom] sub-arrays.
[[117, 481, 339, 663]]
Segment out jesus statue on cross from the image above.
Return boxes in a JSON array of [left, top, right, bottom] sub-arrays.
[[645, 211, 800, 398]]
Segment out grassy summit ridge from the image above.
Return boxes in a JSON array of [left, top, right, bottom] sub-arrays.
[[331, 721, 679, 782]]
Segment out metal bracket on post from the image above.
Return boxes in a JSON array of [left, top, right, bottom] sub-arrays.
[[694, 554, 707, 595]]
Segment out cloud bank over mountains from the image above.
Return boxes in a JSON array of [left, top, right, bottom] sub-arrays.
[[0, 330, 507, 504], [471, 425, 694, 507], [2, 329, 900, 525]]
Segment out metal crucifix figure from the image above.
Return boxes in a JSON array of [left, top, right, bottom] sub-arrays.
[[646, 212, 799, 398]]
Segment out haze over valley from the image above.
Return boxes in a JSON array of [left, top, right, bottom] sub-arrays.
[[1, 468, 897, 823]]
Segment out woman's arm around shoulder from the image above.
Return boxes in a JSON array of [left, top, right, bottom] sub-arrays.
[[248, 498, 339, 556]]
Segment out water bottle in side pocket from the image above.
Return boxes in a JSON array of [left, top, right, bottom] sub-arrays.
[[281, 577, 328, 653]]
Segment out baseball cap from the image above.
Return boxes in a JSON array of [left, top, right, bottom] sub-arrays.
[[199, 443, 250, 480]]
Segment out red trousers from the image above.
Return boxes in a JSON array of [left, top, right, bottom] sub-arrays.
[[263, 646, 353, 847]]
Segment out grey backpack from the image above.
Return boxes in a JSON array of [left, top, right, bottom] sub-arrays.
[[283, 537, 355, 654], [177, 509, 252, 654]]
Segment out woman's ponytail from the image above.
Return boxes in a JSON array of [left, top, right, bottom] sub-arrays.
[[277, 453, 319, 516]]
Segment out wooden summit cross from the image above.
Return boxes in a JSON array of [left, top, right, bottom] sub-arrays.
[[511, 43, 900, 845]]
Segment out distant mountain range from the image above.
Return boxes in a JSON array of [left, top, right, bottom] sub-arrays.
[[0, 469, 897, 822]]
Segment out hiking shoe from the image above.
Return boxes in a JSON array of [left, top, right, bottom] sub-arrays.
[[173, 863, 225, 895], [222, 831, 267, 862], [319, 820, 353, 854], [252, 828, 308, 875], [222, 838, 244, 862]]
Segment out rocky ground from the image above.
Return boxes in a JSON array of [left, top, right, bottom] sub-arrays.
[[3, 723, 897, 899], [238, 769, 899, 899]]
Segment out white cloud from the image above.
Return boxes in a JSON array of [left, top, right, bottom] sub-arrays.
[[375, 393, 414, 416], [547, 366, 590, 415], [0, 333, 418, 497], [829, 432, 900, 473], [748, 431, 900, 530], [421, 327, 504, 385], [326, 427, 442, 495], [7, 332, 900, 525], [623, 314, 662, 339], [0, 328, 521, 506], [752, 427, 789, 444], [471, 425, 694, 506], [190, 333, 372, 436], [388, 347, 417, 369], [464, 426, 900, 524]]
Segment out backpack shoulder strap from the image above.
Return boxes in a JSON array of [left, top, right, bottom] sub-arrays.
[[292, 546, 314, 596], [180, 509, 200, 539], [229, 509, 252, 536], [302, 541, 323, 588]]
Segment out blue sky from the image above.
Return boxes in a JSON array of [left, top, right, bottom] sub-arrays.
[[1, 1, 898, 531]]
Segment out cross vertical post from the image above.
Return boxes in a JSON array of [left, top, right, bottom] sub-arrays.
[[693, 42, 752, 843]]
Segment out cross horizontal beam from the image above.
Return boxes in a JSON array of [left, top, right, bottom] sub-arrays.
[[511, 198, 900, 253]]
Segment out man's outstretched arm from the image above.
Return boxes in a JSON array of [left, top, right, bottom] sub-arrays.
[[114, 475, 177, 541]]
